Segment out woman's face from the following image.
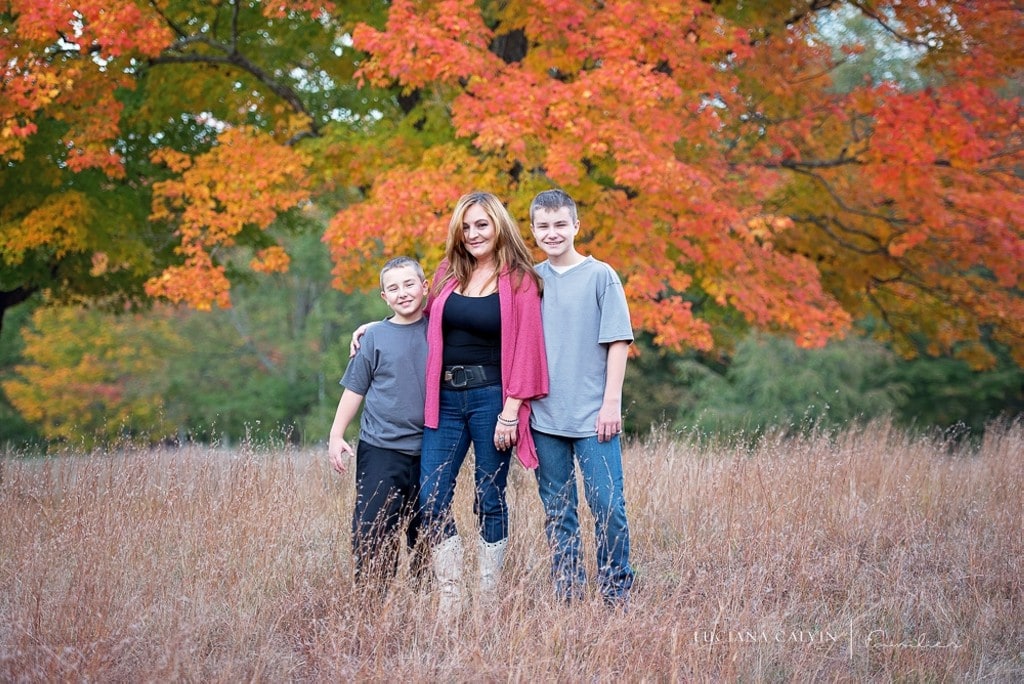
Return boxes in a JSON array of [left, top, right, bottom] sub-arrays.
[[461, 204, 498, 262]]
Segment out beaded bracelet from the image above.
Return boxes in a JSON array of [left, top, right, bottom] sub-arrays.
[[496, 413, 519, 426]]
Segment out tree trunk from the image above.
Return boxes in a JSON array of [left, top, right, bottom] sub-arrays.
[[0, 286, 36, 339]]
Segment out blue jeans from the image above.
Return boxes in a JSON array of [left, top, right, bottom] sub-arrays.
[[420, 384, 510, 545], [532, 430, 634, 602]]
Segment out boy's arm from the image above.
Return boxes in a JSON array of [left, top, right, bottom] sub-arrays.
[[596, 340, 629, 443], [328, 388, 364, 473]]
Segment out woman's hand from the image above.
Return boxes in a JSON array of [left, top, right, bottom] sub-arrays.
[[349, 322, 373, 358], [494, 417, 518, 451], [494, 398, 523, 451]]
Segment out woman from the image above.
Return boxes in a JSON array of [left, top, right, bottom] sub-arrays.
[[421, 191, 548, 618]]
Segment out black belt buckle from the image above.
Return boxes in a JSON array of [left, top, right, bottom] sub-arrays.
[[444, 365, 469, 388]]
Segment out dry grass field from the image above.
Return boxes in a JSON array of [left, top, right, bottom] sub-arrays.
[[1, 420, 1021, 682]]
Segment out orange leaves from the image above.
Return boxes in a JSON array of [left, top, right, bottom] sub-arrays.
[[145, 249, 232, 312], [0, 59, 60, 161], [4, 0, 1016, 369], [2, 0, 171, 173], [150, 148, 193, 175], [7, 0, 172, 58], [150, 126, 311, 248], [337, 0, 858, 353], [886, 231, 927, 259], [353, 0, 501, 90], [146, 127, 311, 308], [250, 246, 291, 275], [773, 78, 1023, 365], [324, 144, 506, 290]]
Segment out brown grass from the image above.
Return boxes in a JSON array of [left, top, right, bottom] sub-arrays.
[[1, 420, 1021, 682]]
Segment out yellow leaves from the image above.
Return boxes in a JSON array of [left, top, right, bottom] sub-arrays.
[[3, 303, 182, 446], [276, 113, 316, 142], [1, 191, 92, 265]]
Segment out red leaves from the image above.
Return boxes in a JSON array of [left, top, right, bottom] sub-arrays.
[[335, 0, 854, 352], [323, 144, 506, 290], [2, 0, 172, 173], [353, 0, 501, 90], [4, 0, 1020, 366]]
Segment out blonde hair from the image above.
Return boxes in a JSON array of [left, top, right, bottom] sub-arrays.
[[379, 256, 425, 290], [436, 192, 541, 295]]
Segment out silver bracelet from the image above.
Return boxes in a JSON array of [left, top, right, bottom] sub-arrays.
[[496, 413, 519, 426]]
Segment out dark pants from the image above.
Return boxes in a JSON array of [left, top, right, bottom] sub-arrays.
[[352, 441, 424, 588]]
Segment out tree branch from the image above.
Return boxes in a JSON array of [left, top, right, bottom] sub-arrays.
[[848, 0, 934, 49], [148, 0, 189, 40], [791, 214, 885, 255], [777, 165, 914, 227], [149, 52, 320, 140], [770, 156, 862, 170], [149, 0, 319, 141]]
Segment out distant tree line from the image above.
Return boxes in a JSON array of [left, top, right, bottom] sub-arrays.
[[2, 233, 1020, 452]]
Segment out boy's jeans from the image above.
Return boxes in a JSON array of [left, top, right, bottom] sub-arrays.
[[532, 430, 634, 603], [420, 383, 510, 545]]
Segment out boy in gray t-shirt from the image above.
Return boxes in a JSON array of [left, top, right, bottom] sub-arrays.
[[529, 189, 635, 605], [329, 256, 429, 591]]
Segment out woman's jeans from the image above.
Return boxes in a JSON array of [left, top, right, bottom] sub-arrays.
[[420, 383, 510, 545], [532, 430, 634, 602]]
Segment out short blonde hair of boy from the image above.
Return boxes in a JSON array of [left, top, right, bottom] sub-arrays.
[[379, 256, 426, 291]]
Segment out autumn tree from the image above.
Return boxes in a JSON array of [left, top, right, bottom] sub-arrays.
[[2, 231, 384, 447], [3, 0, 1022, 369], [325, 0, 1023, 366], [2, 303, 183, 446], [1, 0, 385, 334]]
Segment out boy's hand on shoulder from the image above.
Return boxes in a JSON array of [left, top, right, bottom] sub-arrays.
[[595, 400, 623, 443], [328, 438, 354, 474]]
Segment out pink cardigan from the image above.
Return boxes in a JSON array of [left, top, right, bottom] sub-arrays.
[[424, 261, 549, 469]]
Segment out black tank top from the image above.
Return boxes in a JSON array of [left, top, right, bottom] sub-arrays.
[[442, 292, 501, 367]]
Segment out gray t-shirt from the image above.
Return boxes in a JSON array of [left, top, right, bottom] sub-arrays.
[[531, 256, 633, 438], [340, 317, 428, 455]]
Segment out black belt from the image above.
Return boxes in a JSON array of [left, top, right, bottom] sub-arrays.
[[442, 365, 500, 389]]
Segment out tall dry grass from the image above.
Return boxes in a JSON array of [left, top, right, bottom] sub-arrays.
[[1, 420, 1021, 681]]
